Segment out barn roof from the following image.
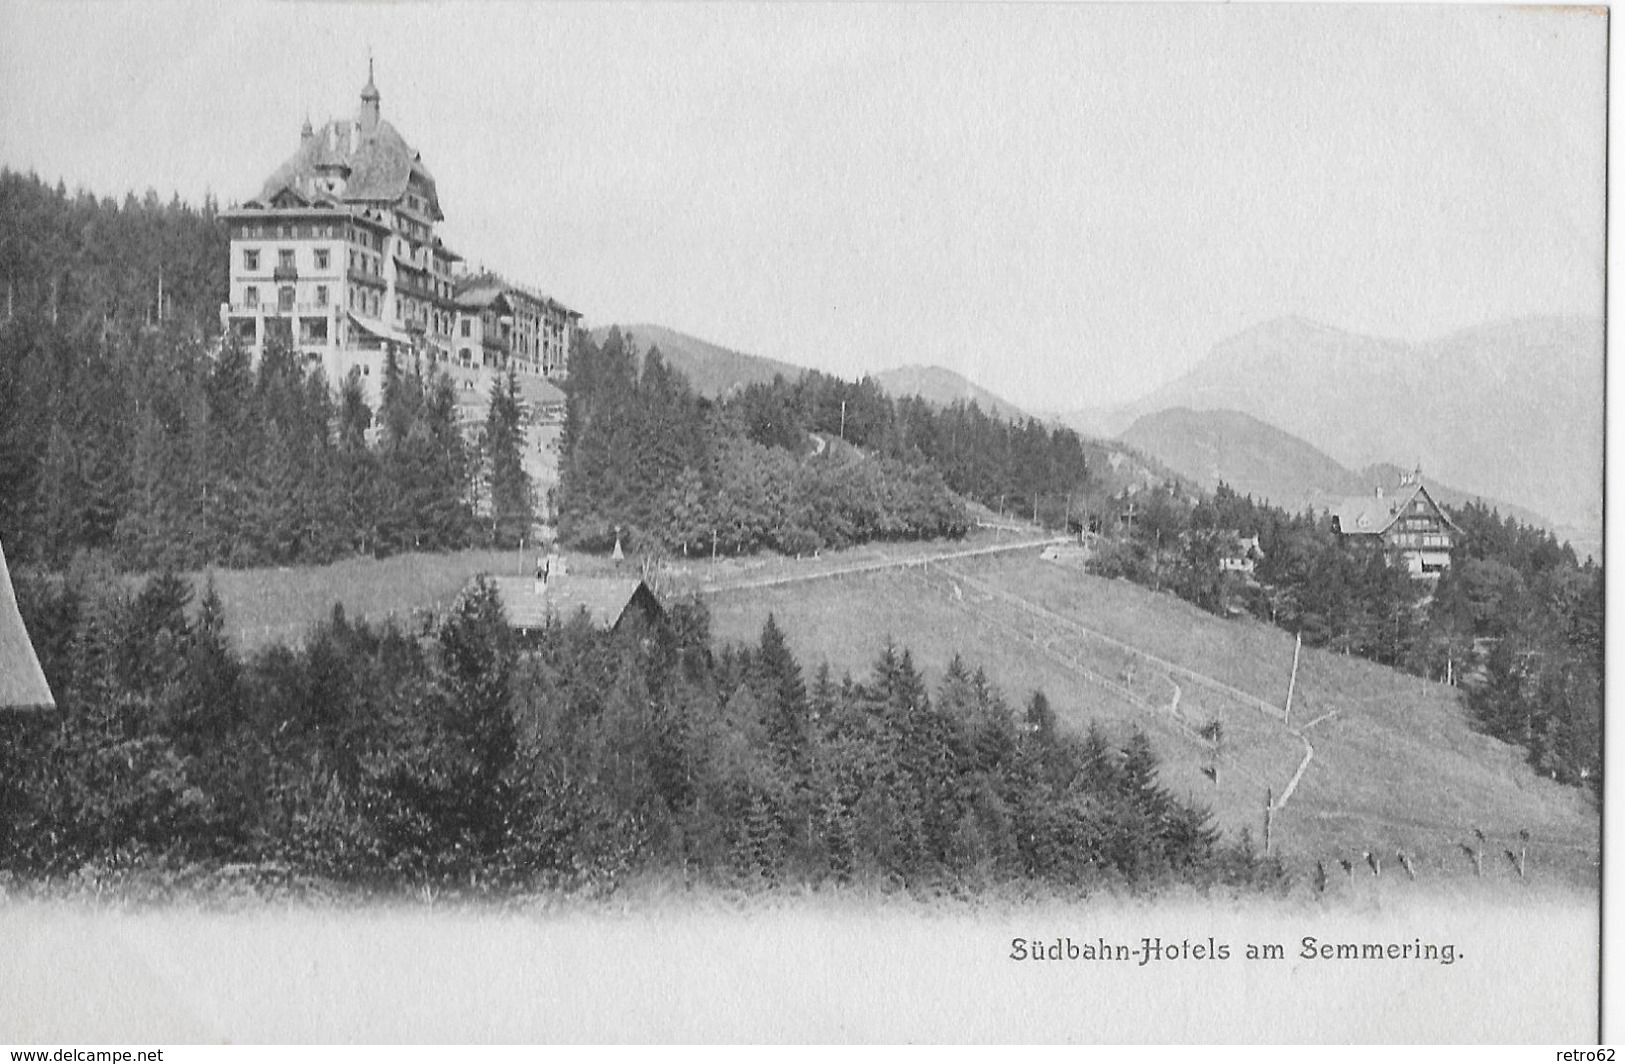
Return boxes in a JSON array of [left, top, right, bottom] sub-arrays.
[[483, 575, 661, 631], [0, 540, 55, 710]]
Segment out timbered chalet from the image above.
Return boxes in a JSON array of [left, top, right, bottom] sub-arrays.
[[1330, 471, 1462, 578]]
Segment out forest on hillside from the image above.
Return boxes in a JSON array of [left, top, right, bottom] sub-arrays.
[[1, 168, 1601, 809], [556, 328, 1097, 555], [2, 567, 1279, 896], [0, 170, 537, 569], [1088, 482, 1603, 795]]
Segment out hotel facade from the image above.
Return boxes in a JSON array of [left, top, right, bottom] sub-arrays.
[[219, 67, 577, 403]]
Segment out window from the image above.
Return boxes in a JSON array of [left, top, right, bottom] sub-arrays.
[[316, 285, 329, 307], [461, 319, 471, 337], [279, 249, 295, 270], [278, 286, 295, 311], [315, 249, 330, 270], [244, 285, 259, 308], [243, 249, 259, 271]]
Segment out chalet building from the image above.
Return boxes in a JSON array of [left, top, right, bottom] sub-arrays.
[[1330, 469, 1462, 578], [1, 539, 55, 711], [218, 64, 578, 405]]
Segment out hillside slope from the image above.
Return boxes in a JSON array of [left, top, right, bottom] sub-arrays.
[[1120, 407, 1366, 513], [595, 324, 806, 398], [872, 364, 1031, 422], [595, 324, 1034, 423], [1121, 407, 1556, 528], [1062, 316, 1602, 539], [704, 548, 1596, 883]]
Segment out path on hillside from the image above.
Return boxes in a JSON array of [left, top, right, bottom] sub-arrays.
[[899, 564, 1279, 793], [697, 534, 1067, 595], [942, 565, 1345, 815], [939, 564, 1288, 722]]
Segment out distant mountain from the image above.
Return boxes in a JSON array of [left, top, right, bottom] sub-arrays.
[[872, 365, 1032, 422], [593, 324, 805, 399], [1121, 407, 1558, 532], [1062, 316, 1602, 540], [594, 325, 1033, 422], [1121, 408, 1367, 512]]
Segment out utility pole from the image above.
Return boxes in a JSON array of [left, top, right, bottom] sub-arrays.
[[1284, 631, 1302, 724], [839, 400, 847, 442]]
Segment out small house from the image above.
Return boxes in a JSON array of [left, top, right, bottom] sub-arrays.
[[479, 569, 665, 637], [1218, 534, 1264, 577], [1330, 469, 1462, 578]]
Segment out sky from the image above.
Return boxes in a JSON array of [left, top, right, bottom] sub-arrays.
[[0, 1, 1607, 412]]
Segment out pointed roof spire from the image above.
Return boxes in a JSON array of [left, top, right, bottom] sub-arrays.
[[301, 112, 314, 140], [359, 56, 381, 132]]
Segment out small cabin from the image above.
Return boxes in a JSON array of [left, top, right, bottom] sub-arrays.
[[1330, 470, 1462, 578], [479, 570, 665, 637]]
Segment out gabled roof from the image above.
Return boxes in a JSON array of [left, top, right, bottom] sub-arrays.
[[481, 575, 662, 631], [1331, 480, 1462, 536], [0, 540, 55, 711]]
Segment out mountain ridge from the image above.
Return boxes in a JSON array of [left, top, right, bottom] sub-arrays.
[[1120, 406, 1558, 532], [592, 323, 1034, 421], [1064, 314, 1602, 540]]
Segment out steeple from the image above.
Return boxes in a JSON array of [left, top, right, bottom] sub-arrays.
[[360, 58, 381, 131]]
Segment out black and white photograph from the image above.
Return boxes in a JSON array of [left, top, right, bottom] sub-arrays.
[[0, 0, 1608, 1046]]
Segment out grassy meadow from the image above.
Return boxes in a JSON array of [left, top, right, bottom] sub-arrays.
[[0, 884, 1597, 1042], [191, 524, 1046, 652], [178, 534, 1595, 884], [706, 549, 1598, 885]]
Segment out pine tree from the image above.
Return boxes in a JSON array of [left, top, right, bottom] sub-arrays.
[[484, 367, 533, 548]]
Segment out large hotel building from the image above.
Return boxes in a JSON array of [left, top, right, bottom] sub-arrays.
[[219, 66, 578, 403]]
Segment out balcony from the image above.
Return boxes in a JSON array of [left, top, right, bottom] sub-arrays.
[[226, 301, 334, 316], [273, 264, 299, 281]]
